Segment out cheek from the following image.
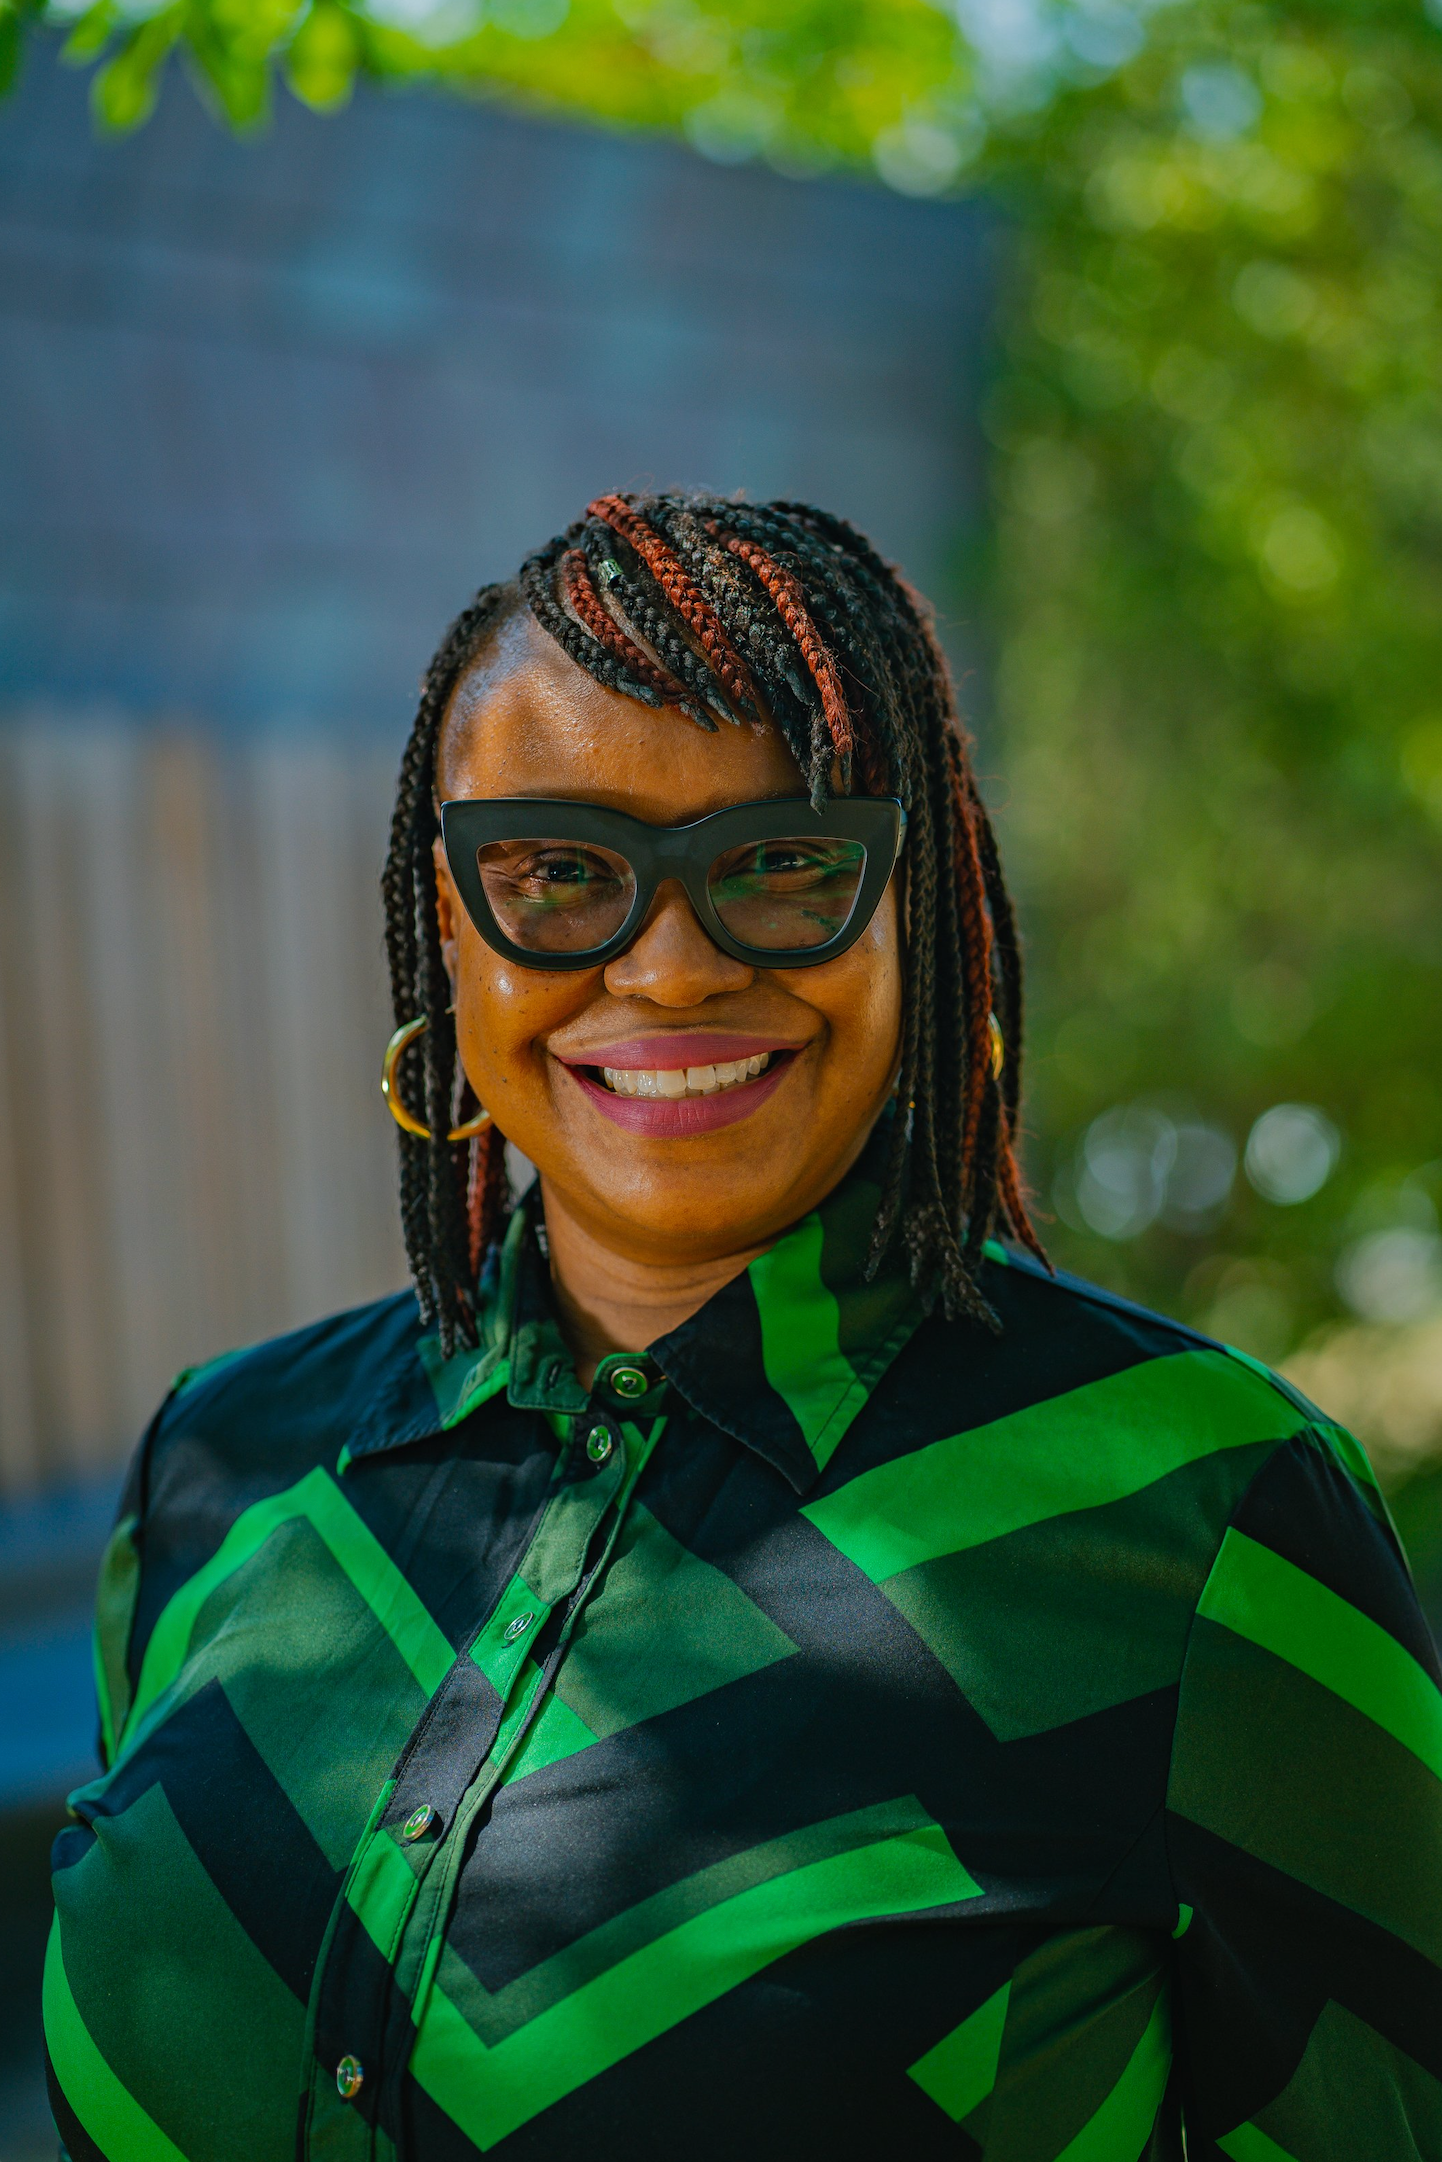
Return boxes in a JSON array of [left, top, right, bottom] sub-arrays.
[[761, 918, 901, 1134], [454, 929, 591, 1089], [811, 902, 903, 1076]]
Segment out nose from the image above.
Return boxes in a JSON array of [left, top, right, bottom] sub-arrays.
[[602, 881, 754, 1006]]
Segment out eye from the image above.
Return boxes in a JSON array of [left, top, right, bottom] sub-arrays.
[[507, 847, 623, 896], [527, 850, 606, 883], [757, 845, 832, 878], [718, 843, 851, 886]]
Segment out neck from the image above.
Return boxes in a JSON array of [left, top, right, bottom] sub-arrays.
[[540, 1181, 770, 1386]]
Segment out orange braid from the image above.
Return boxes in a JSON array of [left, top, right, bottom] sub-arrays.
[[560, 549, 690, 704], [996, 1131, 1047, 1267], [713, 529, 854, 769], [588, 496, 759, 716], [465, 1123, 505, 1282]]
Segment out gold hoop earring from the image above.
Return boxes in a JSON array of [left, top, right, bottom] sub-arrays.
[[988, 1014, 1005, 1079], [381, 1017, 492, 1142]]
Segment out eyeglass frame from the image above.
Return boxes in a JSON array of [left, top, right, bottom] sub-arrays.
[[439, 794, 907, 972]]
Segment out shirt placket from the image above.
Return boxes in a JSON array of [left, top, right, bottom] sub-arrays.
[[301, 1405, 665, 2161]]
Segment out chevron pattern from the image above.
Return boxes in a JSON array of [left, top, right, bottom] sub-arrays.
[[45, 1135, 1442, 2160]]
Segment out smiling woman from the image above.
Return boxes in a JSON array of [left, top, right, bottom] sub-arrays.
[[382, 493, 1039, 1367], [47, 494, 1442, 2162]]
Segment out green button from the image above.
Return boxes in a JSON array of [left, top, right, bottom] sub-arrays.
[[504, 1611, 535, 1643], [609, 1364, 650, 1400], [586, 1426, 613, 1463], [402, 1804, 437, 1843], [336, 2055, 364, 2101]]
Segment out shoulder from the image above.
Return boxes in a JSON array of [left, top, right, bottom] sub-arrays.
[[868, 1240, 1332, 1478], [980, 1242, 1377, 1495], [111, 1290, 444, 1701], [827, 1243, 1370, 1586], [807, 1252, 1384, 1767], [139, 1288, 437, 1514]]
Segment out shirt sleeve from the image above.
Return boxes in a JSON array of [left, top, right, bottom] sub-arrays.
[[1166, 1420, 1442, 2159], [90, 1392, 168, 1770]]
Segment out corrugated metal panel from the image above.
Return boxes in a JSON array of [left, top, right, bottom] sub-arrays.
[[0, 718, 405, 1493]]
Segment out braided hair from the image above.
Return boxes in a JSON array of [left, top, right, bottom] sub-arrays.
[[383, 491, 1044, 1355]]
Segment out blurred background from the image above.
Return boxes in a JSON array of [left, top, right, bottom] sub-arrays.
[[1, 0, 1440, 2144]]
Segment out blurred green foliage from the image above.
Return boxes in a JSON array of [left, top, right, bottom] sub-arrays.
[[987, 1, 1442, 1388], [4, 0, 1441, 1447]]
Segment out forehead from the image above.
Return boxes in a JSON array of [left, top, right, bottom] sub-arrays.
[[438, 610, 803, 823]]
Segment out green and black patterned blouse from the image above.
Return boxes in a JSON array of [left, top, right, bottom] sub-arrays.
[[46, 1139, 1442, 2160]]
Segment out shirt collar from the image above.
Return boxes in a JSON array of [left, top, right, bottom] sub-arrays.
[[365, 1122, 927, 1495], [650, 1125, 926, 1491]]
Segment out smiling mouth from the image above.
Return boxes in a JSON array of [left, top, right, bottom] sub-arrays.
[[594, 1052, 778, 1100]]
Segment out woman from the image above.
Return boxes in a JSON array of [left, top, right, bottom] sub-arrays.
[[47, 494, 1442, 2161]]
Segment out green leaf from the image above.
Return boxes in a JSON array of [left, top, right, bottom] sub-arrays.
[[0, 0, 43, 96], [60, 0, 118, 63], [284, 0, 357, 110], [91, 6, 180, 129]]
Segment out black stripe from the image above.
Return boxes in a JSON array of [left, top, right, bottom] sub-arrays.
[[1169, 1814, 1442, 2129], [81, 1680, 341, 2000], [1231, 1435, 1438, 1671], [46, 2047, 110, 2162]]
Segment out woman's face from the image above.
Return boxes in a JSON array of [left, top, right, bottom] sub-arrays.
[[435, 610, 903, 1266]]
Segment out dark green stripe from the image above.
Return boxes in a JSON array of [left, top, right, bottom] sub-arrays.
[[1171, 1619, 1442, 1968]]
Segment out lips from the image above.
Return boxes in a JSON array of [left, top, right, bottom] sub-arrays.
[[564, 1058, 792, 1134], [550, 1032, 803, 1136]]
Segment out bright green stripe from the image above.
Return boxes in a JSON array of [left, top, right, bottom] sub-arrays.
[[469, 1573, 548, 1697], [751, 1212, 870, 1471], [1198, 1529, 1442, 1784], [92, 1515, 140, 1768], [505, 1688, 597, 1782], [1219, 2124, 1300, 2161], [1315, 1421, 1381, 1497], [443, 1799, 946, 2044], [171, 1343, 251, 1397], [92, 1622, 116, 1769], [420, 1329, 512, 1431], [44, 1919, 192, 2162], [1055, 1990, 1170, 2161], [1222, 1351, 1380, 1496], [805, 1349, 1293, 1580], [413, 1821, 979, 2150], [347, 1826, 422, 1959], [126, 1466, 454, 1738], [908, 1981, 1010, 2121]]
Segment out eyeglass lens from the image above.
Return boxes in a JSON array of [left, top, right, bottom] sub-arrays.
[[707, 837, 867, 951], [476, 840, 636, 954], [475, 834, 868, 956]]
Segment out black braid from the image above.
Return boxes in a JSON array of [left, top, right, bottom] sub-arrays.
[[381, 582, 516, 1355], [383, 495, 1044, 1340], [519, 531, 662, 709]]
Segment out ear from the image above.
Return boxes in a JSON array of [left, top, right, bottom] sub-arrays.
[[433, 837, 460, 987]]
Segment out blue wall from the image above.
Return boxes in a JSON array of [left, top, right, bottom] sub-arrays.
[[0, 43, 995, 734]]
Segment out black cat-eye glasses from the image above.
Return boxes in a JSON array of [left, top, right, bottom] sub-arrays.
[[439, 795, 906, 972]]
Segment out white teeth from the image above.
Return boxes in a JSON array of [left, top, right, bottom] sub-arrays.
[[599, 1051, 772, 1099]]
